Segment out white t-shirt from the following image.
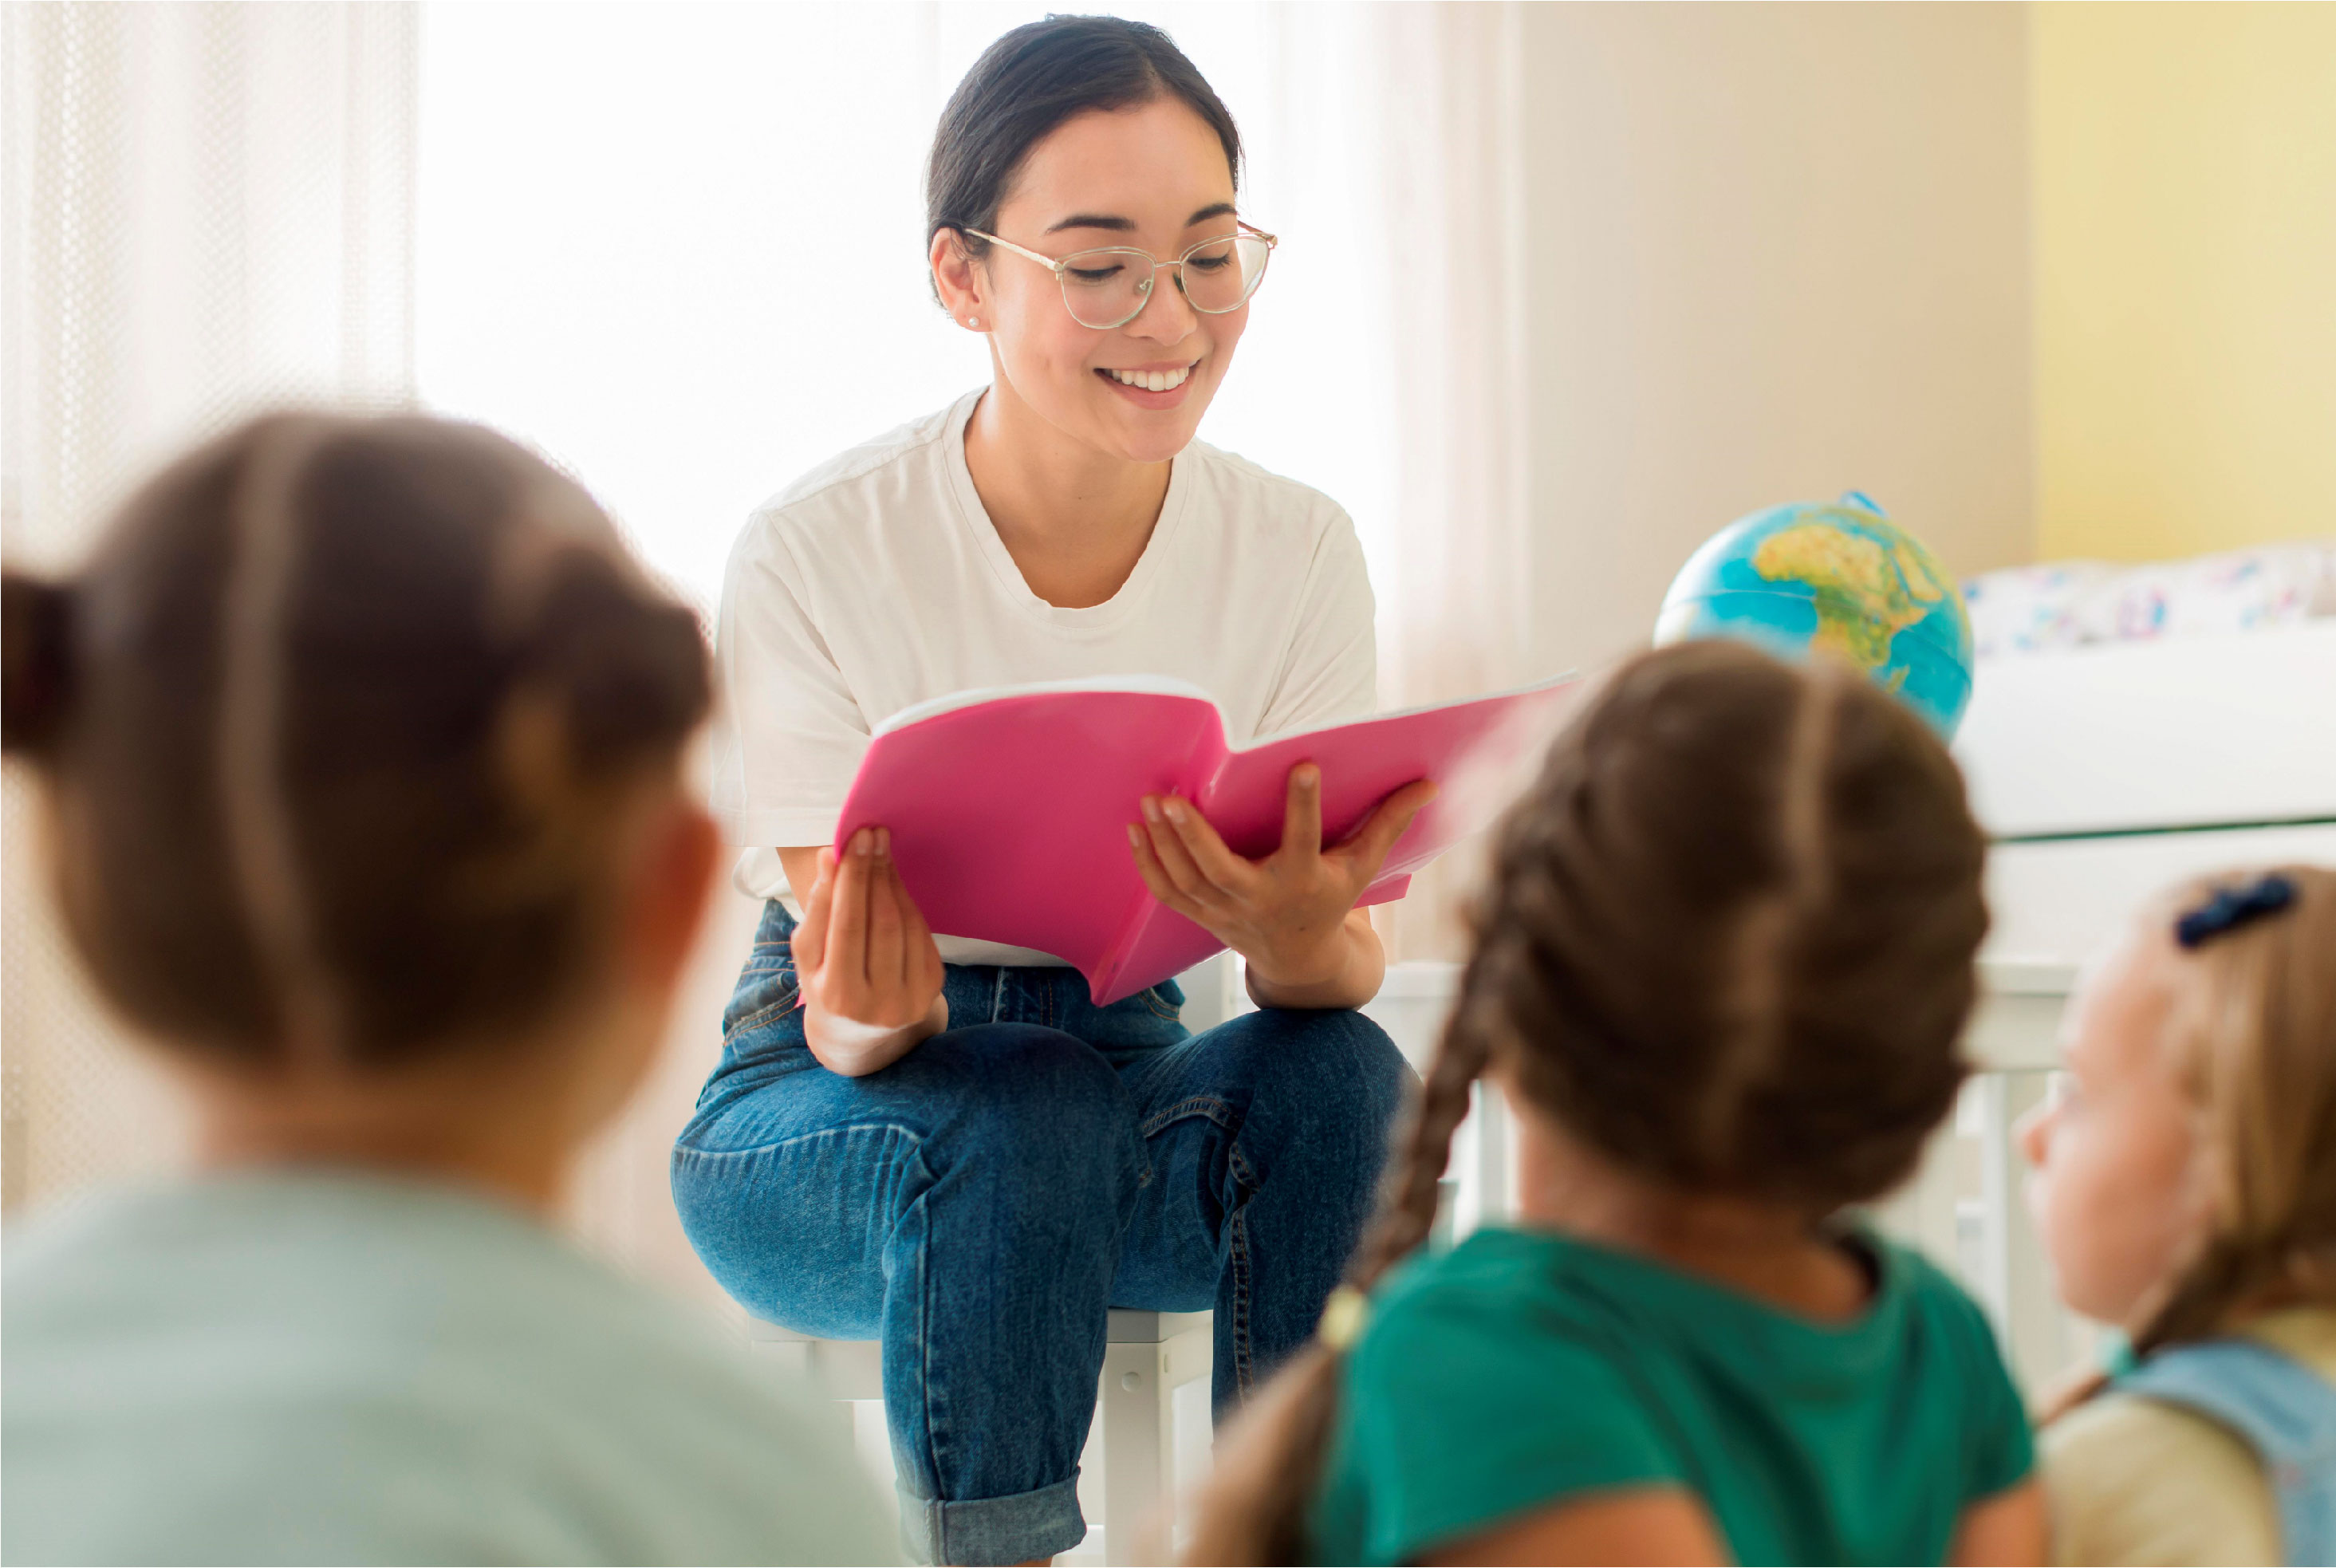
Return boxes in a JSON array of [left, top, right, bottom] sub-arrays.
[[711, 388, 1377, 966]]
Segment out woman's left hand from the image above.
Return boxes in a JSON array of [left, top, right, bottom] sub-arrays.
[[1127, 764, 1436, 1007]]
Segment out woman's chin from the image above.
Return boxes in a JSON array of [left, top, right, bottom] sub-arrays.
[[1089, 396, 1211, 465]]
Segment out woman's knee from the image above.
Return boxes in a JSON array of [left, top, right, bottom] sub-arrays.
[[1210, 1007, 1414, 1124], [907, 1022, 1143, 1192]]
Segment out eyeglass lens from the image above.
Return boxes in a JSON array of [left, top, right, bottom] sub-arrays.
[[1058, 234, 1271, 329]]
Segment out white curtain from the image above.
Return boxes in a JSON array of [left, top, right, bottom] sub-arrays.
[[1, 3, 1526, 1282], [1, 1, 419, 1211], [1345, 5, 1534, 963]]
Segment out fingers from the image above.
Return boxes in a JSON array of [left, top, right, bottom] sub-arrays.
[[791, 846, 837, 981], [1280, 763, 1324, 861], [1159, 795, 1257, 897], [1336, 779, 1440, 878], [865, 828, 906, 991], [1137, 797, 1235, 912], [829, 828, 874, 1000], [1128, 821, 1213, 927]]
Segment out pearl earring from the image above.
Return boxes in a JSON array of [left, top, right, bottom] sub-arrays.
[[967, 316, 982, 329]]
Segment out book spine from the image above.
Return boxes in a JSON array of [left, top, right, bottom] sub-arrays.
[[1092, 711, 1231, 999]]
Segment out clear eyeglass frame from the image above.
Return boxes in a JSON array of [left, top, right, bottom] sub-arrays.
[[958, 219, 1278, 330]]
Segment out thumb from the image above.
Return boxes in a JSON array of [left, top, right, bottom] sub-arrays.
[[1338, 779, 1439, 877], [792, 848, 838, 978]]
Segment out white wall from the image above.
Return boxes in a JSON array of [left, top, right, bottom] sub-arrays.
[[1516, 2, 2035, 677]]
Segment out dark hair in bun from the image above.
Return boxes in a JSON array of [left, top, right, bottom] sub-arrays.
[[2, 412, 711, 1073], [2, 573, 76, 755]]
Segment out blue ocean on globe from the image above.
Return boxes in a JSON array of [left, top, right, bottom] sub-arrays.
[[1653, 493, 1976, 738]]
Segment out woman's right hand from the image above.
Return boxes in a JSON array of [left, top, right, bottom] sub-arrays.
[[786, 828, 947, 1077]]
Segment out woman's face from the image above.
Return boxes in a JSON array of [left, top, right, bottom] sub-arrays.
[[944, 97, 1250, 465], [2019, 922, 2215, 1333]]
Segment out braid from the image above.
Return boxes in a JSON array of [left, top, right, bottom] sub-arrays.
[[1349, 965, 1499, 1286], [1188, 640, 1988, 1562], [1186, 948, 1500, 1566]]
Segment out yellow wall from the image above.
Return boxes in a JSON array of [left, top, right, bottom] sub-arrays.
[[2035, 2, 2336, 561]]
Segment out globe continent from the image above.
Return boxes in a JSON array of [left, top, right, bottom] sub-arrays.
[[1654, 495, 1976, 738]]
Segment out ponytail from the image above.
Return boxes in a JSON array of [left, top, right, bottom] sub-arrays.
[[2, 572, 77, 756], [1184, 970, 1497, 1565]]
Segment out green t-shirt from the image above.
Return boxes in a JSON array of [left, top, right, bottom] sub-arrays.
[[2, 1172, 897, 1566], [1312, 1225, 2033, 1566]]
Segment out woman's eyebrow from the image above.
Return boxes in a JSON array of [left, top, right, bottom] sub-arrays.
[[1046, 213, 1136, 234], [1042, 202, 1239, 236]]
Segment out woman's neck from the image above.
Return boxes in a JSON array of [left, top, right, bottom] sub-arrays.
[[1508, 1092, 1872, 1322], [963, 380, 1172, 609]]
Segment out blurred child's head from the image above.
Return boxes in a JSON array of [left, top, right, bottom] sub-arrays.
[[1438, 638, 1988, 1220], [2022, 867, 2336, 1351], [1187, 639, 1990, 1564], [1, 413, 715, 1182]]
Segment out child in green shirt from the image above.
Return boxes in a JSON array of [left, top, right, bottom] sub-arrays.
[[1189, 640, 2044, 1566]]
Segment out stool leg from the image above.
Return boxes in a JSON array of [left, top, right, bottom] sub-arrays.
[[1100, 1341, 1175, 1566]]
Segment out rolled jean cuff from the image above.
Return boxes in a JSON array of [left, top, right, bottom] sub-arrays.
[[896, 1474, 1085, 1566]]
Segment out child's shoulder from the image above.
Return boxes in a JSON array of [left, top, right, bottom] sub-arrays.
[[2043, 1310, 2336, 1566], [2043, 1386, 2280, 1565], [1353, 1228, 1655, 1397]]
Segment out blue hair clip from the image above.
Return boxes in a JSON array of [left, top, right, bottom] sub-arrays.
[[2174, 874, 2297, 950]]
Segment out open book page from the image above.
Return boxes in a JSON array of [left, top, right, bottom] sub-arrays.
[[838, 687, 1228, 991], [1105, 675, 1580, 997], [837, 673, 1580, 1003]]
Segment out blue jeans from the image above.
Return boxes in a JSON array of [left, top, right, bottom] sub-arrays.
[[671, 901, 1412, 1566]]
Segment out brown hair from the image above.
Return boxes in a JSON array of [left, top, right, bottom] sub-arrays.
[[1185, 640, 1990, 1564], [2133, 865, 2336, 1353], [926, 16, 1241, 285], [0, 412, 709, 1073]]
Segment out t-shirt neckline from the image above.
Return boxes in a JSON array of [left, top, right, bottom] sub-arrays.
[[941, 387, 1190, 633], [1475, 1220, 1907, 1348]]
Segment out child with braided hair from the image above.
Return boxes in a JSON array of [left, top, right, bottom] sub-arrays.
[[1188, 640, 2044, 1566], [2023, 866, 2336, 1566]]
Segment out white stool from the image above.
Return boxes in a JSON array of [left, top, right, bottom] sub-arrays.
[[747, 1309, 1213, 1566]]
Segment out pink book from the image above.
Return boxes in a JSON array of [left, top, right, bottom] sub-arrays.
[[835, 674, 1582, 1004]]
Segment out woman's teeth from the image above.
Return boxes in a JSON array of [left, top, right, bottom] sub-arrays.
[[1107, 364, 1192, 392]]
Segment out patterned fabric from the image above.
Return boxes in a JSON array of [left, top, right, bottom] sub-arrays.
[[1964, 541, 2336, 657]]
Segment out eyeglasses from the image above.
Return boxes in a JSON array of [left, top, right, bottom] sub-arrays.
[[959, 220, 1277, 330]]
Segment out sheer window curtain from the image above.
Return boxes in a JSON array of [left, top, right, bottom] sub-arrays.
[[3, 2, 1528, 1289], [1, 2, 418, 1211]]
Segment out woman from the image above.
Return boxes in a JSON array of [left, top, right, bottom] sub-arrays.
[[1, 414, 892, 1565], [672, 18, 1423, 1566]]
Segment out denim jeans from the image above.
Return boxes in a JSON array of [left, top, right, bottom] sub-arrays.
[[670, 900, 1412, 1566]]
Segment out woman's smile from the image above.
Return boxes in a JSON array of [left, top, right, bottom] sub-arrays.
[[1097, 357, 1200, 407]]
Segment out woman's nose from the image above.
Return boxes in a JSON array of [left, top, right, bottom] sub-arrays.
[[1124, 266, 1198, 341]]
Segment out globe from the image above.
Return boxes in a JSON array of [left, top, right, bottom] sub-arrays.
[[1653, 493, 1976, 738]]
